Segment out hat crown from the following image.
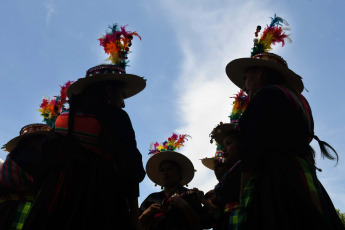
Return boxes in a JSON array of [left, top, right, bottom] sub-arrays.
[[252, 52, 288, 68]]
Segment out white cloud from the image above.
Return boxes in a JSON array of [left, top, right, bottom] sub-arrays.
[[44, 1, 56, 25], [158, 0, 272, 192]]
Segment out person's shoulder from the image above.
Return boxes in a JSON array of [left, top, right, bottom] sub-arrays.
[[145, 191, 165, 200], [141, 191, 165, 207], [255, 85, 287, 96], [106, 107, 131, 121], [252, 85, 290, 103]]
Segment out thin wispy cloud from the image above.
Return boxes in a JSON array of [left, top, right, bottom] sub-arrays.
[[158, 0, 271, 192], [44, 1, 56, 25]]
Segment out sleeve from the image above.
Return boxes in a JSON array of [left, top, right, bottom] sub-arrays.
[[104, 108, 146, 198], [239, 86, 297, 171]]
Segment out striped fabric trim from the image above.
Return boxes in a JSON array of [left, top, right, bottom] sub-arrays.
[[55, 110, 101, 153], [0, 156, 33, 191], [11, 201, 32, 230], [275, 86, 313, 137], [0, 193, 35, 203]]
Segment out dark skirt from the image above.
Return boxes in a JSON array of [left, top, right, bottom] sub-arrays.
[[0, 184, 35, 230], [0, 201, 20, 229], [23, 154, 130, 230], [234, 154, 345, 230]]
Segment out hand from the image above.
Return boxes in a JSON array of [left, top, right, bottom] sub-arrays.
[[192, 188, 206, 203], [170, 193, 189, 210], [141, 203, 162, 218]]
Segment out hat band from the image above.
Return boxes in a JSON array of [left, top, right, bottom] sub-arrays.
[[252, 53, 288, 68], [86, 64, 126, 77], [20, 124, 51, 135]]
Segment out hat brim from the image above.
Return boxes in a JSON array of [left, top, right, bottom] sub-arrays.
[[5, 131, 49, 152], [146, 151, 195, 186], [201, 157, 215, 170], [212, 123, 238, 145], [66, 74, 146, 99], [226, 58, 304, 93]]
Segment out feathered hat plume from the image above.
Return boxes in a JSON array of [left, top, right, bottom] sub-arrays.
[[251, 14, 291, 57], [38, 81, 73, 127], [149, 133, 190, 155], [98, 24, 141, 69], [229, 90, 249, 123]]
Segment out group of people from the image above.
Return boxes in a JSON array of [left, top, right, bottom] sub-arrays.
[[0, 16, 344, 230]]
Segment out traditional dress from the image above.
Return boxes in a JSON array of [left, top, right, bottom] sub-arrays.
[[23, 107, 145, 230], [0, 126, 49, 230], [139, 188, 206, 230], [235, 85, 344, 230]]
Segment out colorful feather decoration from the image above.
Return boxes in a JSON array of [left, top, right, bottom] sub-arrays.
[[229, 90, 249, 123], [149, 133, 190, 155], [98, 24, 141, 68], [38, 81, 73, 128], [251, 14, 291, 57]]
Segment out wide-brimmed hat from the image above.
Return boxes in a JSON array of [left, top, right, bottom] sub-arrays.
[[226, 53, 303, 93], [67, 24, 146, 99], [201, 149, 225, 170], [146, 151, 195, 186], [146, 133, 194, 186], [4, 124, 52, 152], [4, 81, 70, 152], [226, 14, 304, 93], [66, 64, 146, 99]]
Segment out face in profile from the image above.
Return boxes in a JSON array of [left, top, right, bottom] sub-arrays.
[[222, 133, 239, 166], [159, 161, 181, 188], [243, 67, 261, 99], [106, 84, 125, 108]]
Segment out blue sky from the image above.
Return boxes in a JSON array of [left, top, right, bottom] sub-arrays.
[[1, 0, 345, 211]]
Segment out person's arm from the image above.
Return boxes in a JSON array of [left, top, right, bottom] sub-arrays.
[[139, 203, 162, 229], [105, 108, 146, 199]]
